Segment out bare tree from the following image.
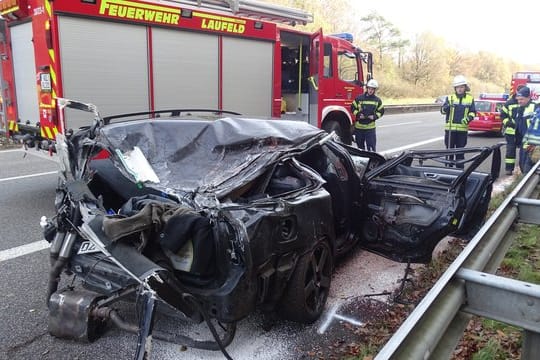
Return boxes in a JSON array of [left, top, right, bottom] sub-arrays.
[[358, 11, 404, 69], [392, 38, 410, 68], [402, 32, 447, 94]]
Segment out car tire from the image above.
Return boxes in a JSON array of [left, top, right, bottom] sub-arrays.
[[323, 120, 351, 145], [278, 239, 333, 324]]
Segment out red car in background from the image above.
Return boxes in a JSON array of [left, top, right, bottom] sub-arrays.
[[468, 93, 508, 136]]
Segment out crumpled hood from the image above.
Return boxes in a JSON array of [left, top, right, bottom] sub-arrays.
[[98, 117, 326, 197]]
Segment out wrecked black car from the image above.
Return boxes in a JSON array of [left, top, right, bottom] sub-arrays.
[[44, 99, 500, 358]]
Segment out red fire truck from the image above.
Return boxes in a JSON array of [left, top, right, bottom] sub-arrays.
[[509, 71, 540, 100], [0, 0, 372, 146]]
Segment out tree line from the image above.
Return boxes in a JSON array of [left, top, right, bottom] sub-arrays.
[[266, 0, 540, 100]]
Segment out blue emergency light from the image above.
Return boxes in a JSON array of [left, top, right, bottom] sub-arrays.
[[330, 33, 353, 42], [479, 93, 509, 100]]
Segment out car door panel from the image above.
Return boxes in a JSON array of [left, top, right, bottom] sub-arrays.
[[358, 146, 498, 263], [360, 178, 463, 263]]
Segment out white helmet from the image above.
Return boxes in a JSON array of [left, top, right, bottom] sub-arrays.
[[366, 79, 379, 89], [452, 75, 468, 87]]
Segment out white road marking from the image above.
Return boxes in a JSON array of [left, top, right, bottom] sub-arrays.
[[0, 240, 50, 262], [318, 303, 364, 334], [0, 171, 58, 183], [0, 148, 24, 153], [378, 121, 421, 128], [0, 148, 59, 162], [381, 136, 444, 156]]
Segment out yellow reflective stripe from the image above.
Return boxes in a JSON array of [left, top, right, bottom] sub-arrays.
[[351, 102, 359, 115], [444, 123, 468, 131], [308, 76, 318, 91], [358, 100, 379, 106], [505, 158, 516, 164], [8, 121, 18, 131], [355, 121, 376, 129], [45, 127, 54, 139], [41, 127, 46, 137], [45, 0, 52, 17], [52, 127, 59, 136], [49, 49, 55, 64]]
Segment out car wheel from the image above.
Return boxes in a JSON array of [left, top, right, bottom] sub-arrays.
[[323, 120, 351, 145], [278, 239, 333, 323]]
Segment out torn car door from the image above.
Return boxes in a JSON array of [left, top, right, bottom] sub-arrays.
[[359, 146, 496, 263]]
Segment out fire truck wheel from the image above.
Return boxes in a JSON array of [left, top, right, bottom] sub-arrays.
[[323, 120, 349, 144]]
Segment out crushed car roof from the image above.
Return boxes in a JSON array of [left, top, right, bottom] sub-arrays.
[[98, 117, 326, 195]]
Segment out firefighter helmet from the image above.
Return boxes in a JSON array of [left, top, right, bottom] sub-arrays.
[[452, 75, 468, 87], [366, 79, 379, 89]]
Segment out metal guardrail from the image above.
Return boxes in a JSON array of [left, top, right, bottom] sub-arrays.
[[384, 104, 441, 115], [375, 160, 540, 360]]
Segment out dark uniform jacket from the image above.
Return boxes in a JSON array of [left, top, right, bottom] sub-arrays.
[[500, 96, 519, 135], [511, 101, 540, 143], [351, 93, 384, 130]]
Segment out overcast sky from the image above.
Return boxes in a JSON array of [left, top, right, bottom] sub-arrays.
[[364, 0, 540, 65]]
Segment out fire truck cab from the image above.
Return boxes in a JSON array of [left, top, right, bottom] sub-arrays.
[[510, 71, 540, 100], [0, 0, 372, 147]]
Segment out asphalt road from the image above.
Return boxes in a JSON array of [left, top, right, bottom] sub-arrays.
[[0, 112, 509, 360]]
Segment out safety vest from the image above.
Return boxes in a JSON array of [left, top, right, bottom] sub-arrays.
[[442, 93, 475, 132]]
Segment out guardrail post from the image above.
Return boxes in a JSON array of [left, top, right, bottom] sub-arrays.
[[522, 331, 540, 360]]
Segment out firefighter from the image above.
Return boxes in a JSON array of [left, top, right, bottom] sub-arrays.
[[522, 107, 540, 173], [351, 79, 384, 151], [441, 75, 476, 168], [510, 86, 539, 173], [500, 85, 525, 175]]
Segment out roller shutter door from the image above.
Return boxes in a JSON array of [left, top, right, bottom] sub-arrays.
[[11, 22, 39, 124], [57, 16, 149, 130], [152, 28, 218, 109], [222, 37, 272, 116]]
